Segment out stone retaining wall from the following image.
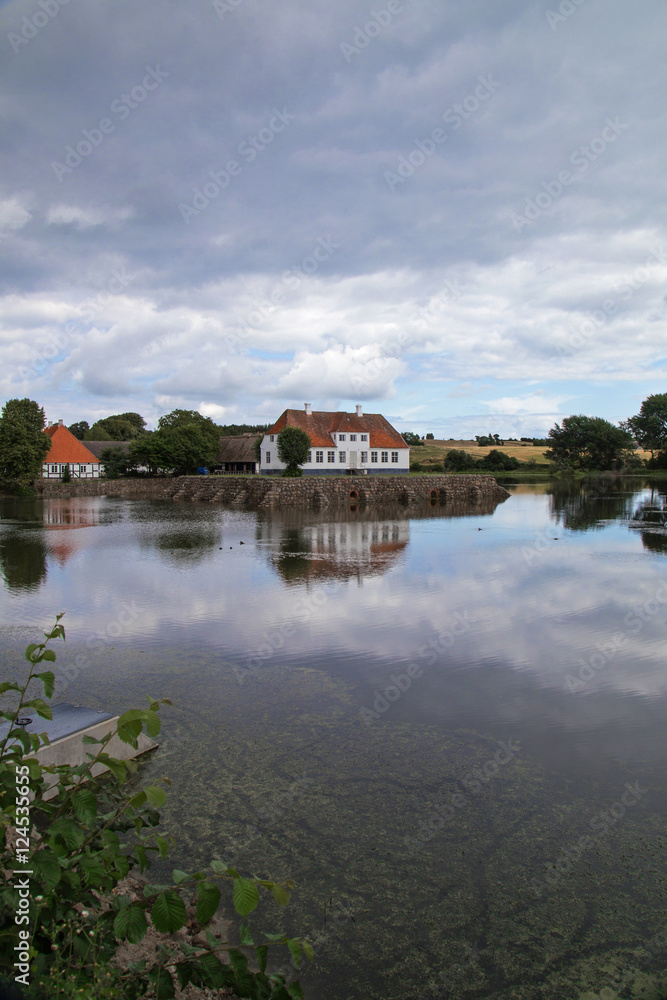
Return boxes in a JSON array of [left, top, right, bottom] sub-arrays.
[[33, 474, 509, 508]]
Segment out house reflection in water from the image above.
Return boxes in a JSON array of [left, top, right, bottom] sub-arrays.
[[257, 499, 503, 586], [0, 499, 103, 590], [257, 507, 409, 585], [42, 501, 102, 567]]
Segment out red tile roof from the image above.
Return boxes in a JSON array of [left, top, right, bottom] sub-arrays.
[[266, 409, 408, 449], [43, 425, 101, 465]]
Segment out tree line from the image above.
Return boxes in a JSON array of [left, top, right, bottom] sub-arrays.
[[0, 400, 269, 488], [2, 394, 667, 488]]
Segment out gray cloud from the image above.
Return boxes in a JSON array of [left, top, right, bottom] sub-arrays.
[[1, 0, 666, 433]]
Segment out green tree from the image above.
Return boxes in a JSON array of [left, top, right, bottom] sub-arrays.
[[626, 393, 667, 456], [0, 398, 51, 489], [125, 431, 159, 475], [99, 446, 132, 479], [85, 416, 139, 441], [67, 420, 89, 440], [277, 427, 311, 476], [425, 433, 434, 440], [149, 410, 221, 475], [116, 411, 146, 434], [402, 431, 422, 447], [546, 415, 635, 470]]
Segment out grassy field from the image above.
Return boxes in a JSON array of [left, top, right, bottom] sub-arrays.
[[410, 439, 652, 472], [410, 439, 550, 472]]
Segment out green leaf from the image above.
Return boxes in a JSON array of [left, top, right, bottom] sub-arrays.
[[0, 682, 20, 694], [156, 836, 170, 859], [81, 733, 110, 745], [101, 830, 120, 854], [35, 670, 55, 698], [32, 849, 62, 891], [175, 962, 194, 989], [288, 983, 305, 1000], [49, 817, 85, 851], [117, 719, 142, 748], [257, 944, 268, 973], [195, 881, 220, 926], [232, 876, 259, 917], [24, 643, 39, 661], [22, 698, 52, 720], [144, 713, 161, 738], [172, 869, 190, 885], [135, 843, 148, 872], [145, 785, 167, 808], [228, 948, 249, 978], [148, 964, 175, 1000], [198, 953, 235, 989], [72, 788, 97, 826], [151, 891, 186, 933], [114, 904, 148, 944], [271, 883, 290, 906], [97, 754, 127, 783], [287, 939, 302, 970], [79, 854, 106, 887], [239, 921, 254, 947], [302, 941, 314, 961], [40, 649, 56, 663], [210, 859, 229, 874]]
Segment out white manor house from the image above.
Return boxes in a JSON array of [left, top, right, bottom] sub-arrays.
[[260, 404, 410, 475]]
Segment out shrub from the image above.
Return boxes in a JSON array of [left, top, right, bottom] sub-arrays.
[[479, 449, 521, 471], [443, 449, 477, 472], [0, 616, 310, 998]]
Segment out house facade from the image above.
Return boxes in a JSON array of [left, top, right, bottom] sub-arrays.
[[42, 421, 102, 478], [260, 404, 410, 475]]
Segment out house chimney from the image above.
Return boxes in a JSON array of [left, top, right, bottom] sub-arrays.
[[304, 403, 312, 415], [356, 404, 362, 417], [58, 419, 64, 426]]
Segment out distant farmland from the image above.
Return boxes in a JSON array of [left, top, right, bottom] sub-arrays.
[[410, 439, 650, 472], [410, 439, 550, 471]]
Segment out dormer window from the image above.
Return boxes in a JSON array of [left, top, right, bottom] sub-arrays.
[[350, 434, 357, 441], [338, 434, 346, 441]]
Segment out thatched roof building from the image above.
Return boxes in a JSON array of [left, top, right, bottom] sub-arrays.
[[217, 434, 260, 473]]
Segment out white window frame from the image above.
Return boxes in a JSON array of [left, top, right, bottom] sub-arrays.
[[360, 452, 367, 463], [350, 434, 357, 441], [371, 452, 378, 463], [316, 451, 324, 463], [381, 451, 388, 463], [266, 451, 271, 463], [361, 434, 368, 441], [338, 434, 346, 442], [339, 451, 346, 463], [391, 451, 399, 463], [270, 435, 275, 442], [327, 450, 335, 463]]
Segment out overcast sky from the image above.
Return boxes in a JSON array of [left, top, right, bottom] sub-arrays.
[[1, 0, 666, 437]]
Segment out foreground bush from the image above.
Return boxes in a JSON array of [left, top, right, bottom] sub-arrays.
[[0, 616, 310, 998]]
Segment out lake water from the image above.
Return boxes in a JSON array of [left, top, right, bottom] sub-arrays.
[[0, 479, 666, 1000]]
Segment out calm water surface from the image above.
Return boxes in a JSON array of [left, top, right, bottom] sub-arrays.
[[0, 479, 665, 999]]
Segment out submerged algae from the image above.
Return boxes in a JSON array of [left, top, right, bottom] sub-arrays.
[[88, 651, 666, 1000]]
